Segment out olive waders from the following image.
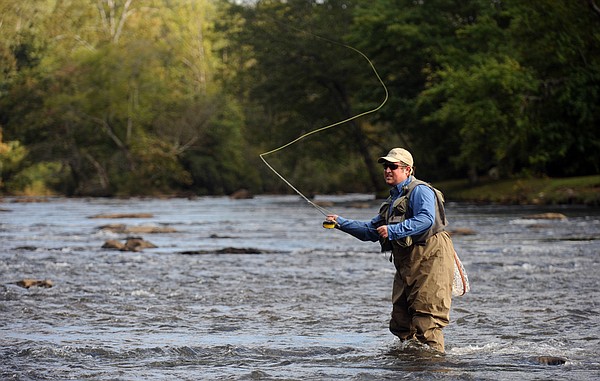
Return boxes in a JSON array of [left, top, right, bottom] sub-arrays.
[[379, 178, 455, 352]]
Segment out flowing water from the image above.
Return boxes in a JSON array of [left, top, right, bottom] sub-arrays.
[[1, 195, 599, 380]]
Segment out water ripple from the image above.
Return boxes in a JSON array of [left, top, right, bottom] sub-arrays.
[[1, 197, 599, 380]]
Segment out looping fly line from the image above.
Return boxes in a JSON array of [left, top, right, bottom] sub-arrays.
[[259, 35, 389, 217]]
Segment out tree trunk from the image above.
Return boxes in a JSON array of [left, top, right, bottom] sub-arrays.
[[328, 79, 385, 194], [350, 120, 385, 193]]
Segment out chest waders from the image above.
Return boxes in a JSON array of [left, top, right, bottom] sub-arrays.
[[379, 177, 455, 352]]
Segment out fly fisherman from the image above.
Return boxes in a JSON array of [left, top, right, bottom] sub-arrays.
[[325, 148, 456, 353]]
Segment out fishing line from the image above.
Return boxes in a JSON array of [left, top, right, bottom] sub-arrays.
[[259, 30, 389, 224]]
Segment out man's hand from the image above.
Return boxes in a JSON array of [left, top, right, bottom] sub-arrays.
[[377, 225, 389, 238], [326, 214, 338, 223]]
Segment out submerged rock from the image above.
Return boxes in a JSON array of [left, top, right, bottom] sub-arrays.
[[14, 246, 38, 251], [448, 228, 477, 236], [89, 213, 154, 219], [525, 213, 568, 220], [99, 224, 176, 234], [124, 225, 176, 233], [16, 279, 53, 289], [180, 247, 272, 255], [535, 356, 567, 365]]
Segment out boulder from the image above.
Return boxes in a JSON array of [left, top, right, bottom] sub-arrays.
[[123, 237, 157, 251], [101, 237, 157, 251], [102, 239, 126, 250]]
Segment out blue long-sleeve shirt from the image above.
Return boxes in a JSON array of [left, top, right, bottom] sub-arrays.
[[336, 176, 436, 242]]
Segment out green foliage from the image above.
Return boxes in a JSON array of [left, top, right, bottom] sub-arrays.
[[5, 161, 67, 196], [110, 137, 193, 196], [182, 98, 259, 195], [421, 56, 538, 177], [218, 0, 389, 193], [350, 0, 492, 179], [505, 0, 600, 176], [0, 133, 26, 170], [1, 0, 243, 196], [0, 131, 28, 191], [352, 0, 599, 181], [0, 0, 598, 197]]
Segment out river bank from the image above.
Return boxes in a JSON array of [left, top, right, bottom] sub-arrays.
[[2, 175, 598, 206], [435, 175, 600, 206]]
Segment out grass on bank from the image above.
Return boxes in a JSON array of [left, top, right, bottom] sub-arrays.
[[434, 175, 600, 206]]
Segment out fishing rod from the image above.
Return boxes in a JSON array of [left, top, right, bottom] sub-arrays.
[[258, 28, 389, 229]]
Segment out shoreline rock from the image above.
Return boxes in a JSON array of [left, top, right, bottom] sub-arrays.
[[229, 189, 253, 199]]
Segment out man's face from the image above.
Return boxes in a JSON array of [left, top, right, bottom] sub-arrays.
[[382, 161, 411, 186]]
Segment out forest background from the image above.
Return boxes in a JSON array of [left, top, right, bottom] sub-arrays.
[[1, 0, 598, 204]]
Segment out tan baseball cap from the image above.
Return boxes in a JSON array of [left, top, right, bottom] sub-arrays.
[[377, 148, 414, 166]]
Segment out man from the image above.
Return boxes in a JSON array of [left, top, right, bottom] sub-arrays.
[[325, 148, 455, 352]]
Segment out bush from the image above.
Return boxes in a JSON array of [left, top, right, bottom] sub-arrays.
[[6, 161, 68, 196]]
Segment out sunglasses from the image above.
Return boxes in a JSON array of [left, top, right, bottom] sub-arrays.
[[382, 162, 406, 170]]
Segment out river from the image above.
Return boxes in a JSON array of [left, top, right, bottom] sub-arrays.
[[1, 195, 599, 380]]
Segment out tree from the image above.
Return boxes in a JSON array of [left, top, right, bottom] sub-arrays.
[[1, 0, 247, 195], [506, 0, 600, 176], [417, 3, 539, 181], [350, 0, 490, 180], [218, 0, 389, 194], [0, 128, 27, 191], [354, 0, 599, 180]]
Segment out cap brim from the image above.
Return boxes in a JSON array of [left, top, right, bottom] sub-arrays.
[[377, 156, 401, 163]]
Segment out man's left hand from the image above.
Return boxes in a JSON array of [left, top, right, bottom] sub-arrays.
[[377, 225, 388, 238]]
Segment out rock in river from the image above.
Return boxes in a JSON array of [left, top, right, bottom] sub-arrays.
[[102, 237, 157, 252], [89, 213, 154, 219], [16, 279, 53, 289], [534, 356, 567, 365], [524, 213, 568, 220], [99, 224, 176, 234]]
